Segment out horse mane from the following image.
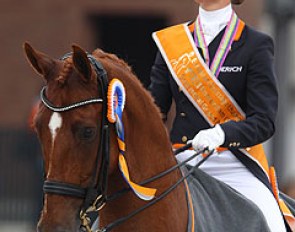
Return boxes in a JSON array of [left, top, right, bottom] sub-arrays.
[[51, 48, 127, 87], [92, 49, 133, 73], [92, 49, 164, 120], [56, 57, 73, 85]]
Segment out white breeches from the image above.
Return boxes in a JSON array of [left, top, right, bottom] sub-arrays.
[[176, 150, 286, 232]]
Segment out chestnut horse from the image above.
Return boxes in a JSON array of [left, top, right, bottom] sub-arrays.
[[24, 43, 277, 232], [24, 43, 189, 232]]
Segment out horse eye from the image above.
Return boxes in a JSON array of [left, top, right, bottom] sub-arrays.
[[78, 127, 97, 141]]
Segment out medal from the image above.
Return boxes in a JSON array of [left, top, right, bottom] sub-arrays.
[[194, 12, 240, 77]]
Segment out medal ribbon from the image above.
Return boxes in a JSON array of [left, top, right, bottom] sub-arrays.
[[194, 12, 240, 77], [107, 79, 157, 201]]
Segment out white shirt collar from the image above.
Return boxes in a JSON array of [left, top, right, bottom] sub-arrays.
[[199, 4, 232, 26], [198, 4, 233, 45]]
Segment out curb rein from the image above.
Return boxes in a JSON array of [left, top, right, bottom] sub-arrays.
[[40, 53, 213, 232]]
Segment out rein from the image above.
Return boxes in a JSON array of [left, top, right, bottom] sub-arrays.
[[97, 149, 214, 232], [40, 53, 213, 232], [107, 143, 199, 202]]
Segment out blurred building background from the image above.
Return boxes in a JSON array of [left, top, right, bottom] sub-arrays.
[[0, 0, 294, 231]]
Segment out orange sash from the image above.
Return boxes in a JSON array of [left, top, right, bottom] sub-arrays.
[[153, 23, 294, 224]]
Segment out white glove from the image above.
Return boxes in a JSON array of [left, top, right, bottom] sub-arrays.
[[191, 124, 225, 151]]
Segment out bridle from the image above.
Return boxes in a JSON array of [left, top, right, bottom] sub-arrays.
[[40, 52, 214, 232], [41, 53, 111, 231]]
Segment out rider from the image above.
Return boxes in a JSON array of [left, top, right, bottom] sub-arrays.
[[149, 0, 294, 231]]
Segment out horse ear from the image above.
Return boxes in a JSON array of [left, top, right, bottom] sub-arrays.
[[23, 42, 55, 79], [72, 44, 92, 82]]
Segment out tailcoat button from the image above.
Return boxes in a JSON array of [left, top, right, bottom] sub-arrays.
[[182, 136, 188, 143]]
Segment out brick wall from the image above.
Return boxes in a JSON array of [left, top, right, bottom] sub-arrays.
[[0, 0, 263, 128]]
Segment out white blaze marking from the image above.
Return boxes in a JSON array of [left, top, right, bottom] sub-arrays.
[[48, 112, 63, 142]]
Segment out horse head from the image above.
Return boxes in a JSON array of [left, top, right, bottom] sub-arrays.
[[24, 43, 187, 232], [24, 43, 122, 231]]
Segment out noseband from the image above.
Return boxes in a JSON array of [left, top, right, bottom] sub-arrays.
[[41, 53, 111, 227]]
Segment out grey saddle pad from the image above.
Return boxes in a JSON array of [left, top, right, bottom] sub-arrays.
[[92, 167, 295, 231], [184, 166, 271, 232]]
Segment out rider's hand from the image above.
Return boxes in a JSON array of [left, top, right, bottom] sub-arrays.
[[191, 124, 225, 151]]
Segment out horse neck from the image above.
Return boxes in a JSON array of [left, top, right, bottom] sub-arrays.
[[101, 80, 188, 231], [123, 84, 177, 183]]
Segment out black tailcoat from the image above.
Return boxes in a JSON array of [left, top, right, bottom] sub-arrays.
[[149, 24, 278, 189]]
